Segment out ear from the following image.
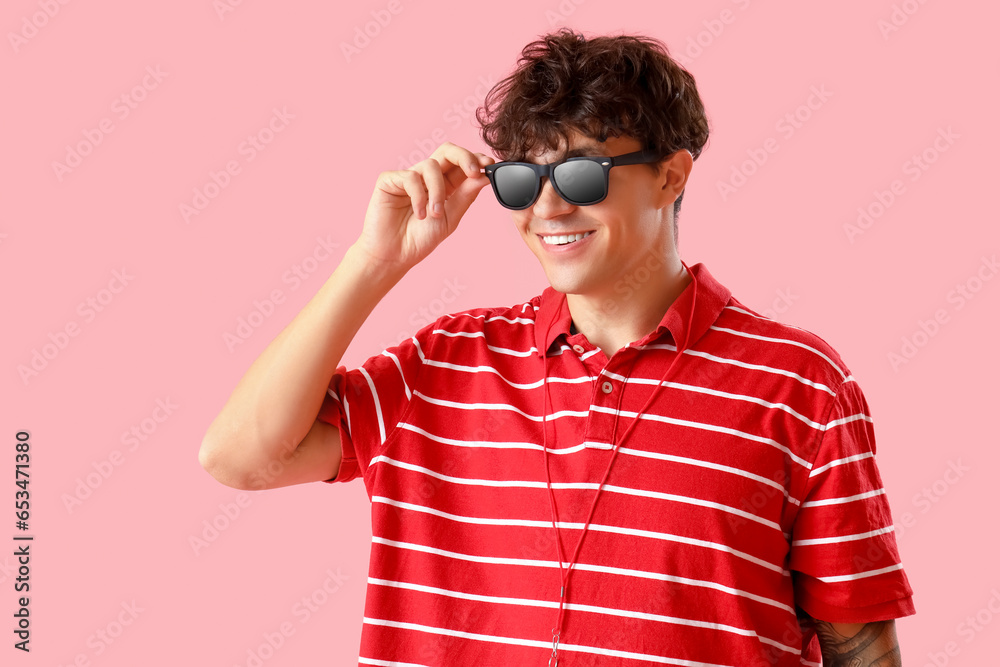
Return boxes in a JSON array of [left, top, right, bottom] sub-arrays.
[[655, 149, 693, 210]]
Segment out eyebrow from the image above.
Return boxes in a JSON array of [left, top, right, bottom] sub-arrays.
[[525, 144, 606, 164]]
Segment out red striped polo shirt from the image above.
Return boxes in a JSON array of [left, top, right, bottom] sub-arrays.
[[318, 261, 915, 666]]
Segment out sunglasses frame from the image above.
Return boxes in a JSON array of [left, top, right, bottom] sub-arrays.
[[482, 147, 670, 210]]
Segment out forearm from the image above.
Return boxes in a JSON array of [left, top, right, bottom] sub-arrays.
[[200, 242, 407, 482], [808, 617, 902, 666]]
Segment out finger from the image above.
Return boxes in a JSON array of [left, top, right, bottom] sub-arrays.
[[442, 151, 493, 193], [411, 158, 447, 218], [431, 142, 486, 184], [387, 170, 429, 220]]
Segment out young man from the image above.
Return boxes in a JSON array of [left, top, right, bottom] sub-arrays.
[[200, 28, 914, 666]]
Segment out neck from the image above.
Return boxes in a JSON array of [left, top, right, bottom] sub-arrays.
[[566, 258, 691, 354]]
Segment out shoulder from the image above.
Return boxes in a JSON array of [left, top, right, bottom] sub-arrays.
[[710, 296, 855, 397], [414, 294, 541, 352]]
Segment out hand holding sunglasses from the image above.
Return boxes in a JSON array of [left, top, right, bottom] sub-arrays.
[[354, 143, 496, 273], [483, 147, 668, 210]]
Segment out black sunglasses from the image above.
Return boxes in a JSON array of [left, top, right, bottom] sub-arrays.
[[482, 147, 668, 210]]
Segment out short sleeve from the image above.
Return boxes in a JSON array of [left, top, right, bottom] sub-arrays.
[[316, 320, 435, 486], [789, 378, 916, 624]]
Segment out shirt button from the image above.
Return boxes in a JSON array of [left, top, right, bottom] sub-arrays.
[[572, 344, 585, 354], [601, 381, 613, 394]]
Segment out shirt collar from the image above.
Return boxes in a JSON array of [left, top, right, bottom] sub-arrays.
[[533, 262, 732, 358]]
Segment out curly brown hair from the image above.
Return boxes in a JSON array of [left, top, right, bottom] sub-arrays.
[[475, 28, 711, 243]]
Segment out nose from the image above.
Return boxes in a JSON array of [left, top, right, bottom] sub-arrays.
[[531, 176, 575, 218]]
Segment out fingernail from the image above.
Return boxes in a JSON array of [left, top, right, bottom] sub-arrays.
[[433, 202, 442, 215]]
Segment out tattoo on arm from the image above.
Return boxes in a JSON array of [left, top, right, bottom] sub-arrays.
[[808, 618, 902, 667]]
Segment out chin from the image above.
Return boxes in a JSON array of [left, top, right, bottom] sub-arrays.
[[543, 271, 590, 296]]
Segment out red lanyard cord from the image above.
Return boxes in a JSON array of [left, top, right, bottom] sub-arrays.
[[541, 261, 698, 665]]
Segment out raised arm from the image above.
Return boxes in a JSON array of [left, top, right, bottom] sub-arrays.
[[198, 143, 495, 489]]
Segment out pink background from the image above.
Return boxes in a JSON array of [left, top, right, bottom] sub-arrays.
[[3, 0, 998, 665]]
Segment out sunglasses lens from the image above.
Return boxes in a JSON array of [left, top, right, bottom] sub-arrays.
[[493, 164, 538, 208], [554, 160, 606, 204]]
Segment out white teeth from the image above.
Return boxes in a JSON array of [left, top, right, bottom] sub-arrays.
[[541, 231, 593, 246]]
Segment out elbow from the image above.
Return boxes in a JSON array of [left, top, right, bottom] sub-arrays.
[[198, 437, 250, 490]]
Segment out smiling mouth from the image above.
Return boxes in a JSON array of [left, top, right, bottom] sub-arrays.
[[540, 231, 594, 246]]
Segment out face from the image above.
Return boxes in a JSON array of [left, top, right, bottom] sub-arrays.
[[509, 129, 689, 302]]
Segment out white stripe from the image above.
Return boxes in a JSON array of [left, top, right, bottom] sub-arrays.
[[791, 525, 894, 546], [590, 405, 812, 469], [368, 577, 799, 654], [430, 331, 543, 356], [360, 659, 432, 667], [442, 312, 535, 325], [617, 446, 796, 500], [325, 387, 340, 403], [708, 325, 847, 381], [816, 562, 904, 583], [343, 393, 352, 437], [801, 488, 885, 508], [371, 455, 782, 532], [432, 329, 485, 339], [381, 350, 412, 400], [672, 348, 837, 396], [724, 305, 810, 333], [398, 422, 586, 453], [808, 452, 874, 478], [372, 536, 796, 614], [363, 616, 737, 666], [372, 496, 787, 575], [409, 391, 810, 469], [412, 390, 588, 422], [359, 367, 386, 444], [602, 372, 825, 430], [394, 423, 801, 501], [824, 412, 873, 430], [419, 341, 833, 397]]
